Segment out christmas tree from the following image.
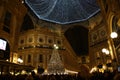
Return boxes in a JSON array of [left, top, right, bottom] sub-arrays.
[[47, 46, 65, 74]]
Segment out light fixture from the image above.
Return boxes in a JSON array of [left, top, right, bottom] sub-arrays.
[[102, 48, 107, 53], [17, 58, 23, 63], [102, 48, 109, 55], [110, 32, 118, 39], [54, 44, 59, 49], [21, 0, 24, 4]]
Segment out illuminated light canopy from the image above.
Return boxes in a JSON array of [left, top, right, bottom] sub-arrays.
[[25, 0, 100, 24]]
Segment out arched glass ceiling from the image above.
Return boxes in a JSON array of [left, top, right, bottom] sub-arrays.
[[25, 0, 100, 24]]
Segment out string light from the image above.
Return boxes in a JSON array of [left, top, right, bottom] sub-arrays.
[[25, 0, 100, 24]]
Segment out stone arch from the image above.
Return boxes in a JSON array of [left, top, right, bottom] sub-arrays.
[[107, 12, 115, 34], [107, 12, 119, 60]]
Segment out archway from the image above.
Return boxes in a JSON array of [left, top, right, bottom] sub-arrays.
[[64, 26, 88, 56]]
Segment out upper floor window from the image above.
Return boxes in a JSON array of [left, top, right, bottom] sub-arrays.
[[28, 54, 31, 63], [102, 0, 108, 12], [39, 38, 43, 42], [39, 54, 43, 63], [3, 11, 11, 33], [29, 37, 33, 43], [48, 39, 53, 44], [57, 40, 61, 45], [49, 55, 51, 60], [20, 39, 24, 44]]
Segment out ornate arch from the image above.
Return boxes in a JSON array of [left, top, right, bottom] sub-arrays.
[[64, 25, 88, 56], [107, 12, 115, 34]]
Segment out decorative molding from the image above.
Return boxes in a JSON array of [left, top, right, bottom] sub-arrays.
[[27, 34, 34, 44], [90, 25, 108, 46], [37, 34, 45, 44], [98, 26, 107, 41]]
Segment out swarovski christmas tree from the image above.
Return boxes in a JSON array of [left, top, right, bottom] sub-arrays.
[[47, 45, 65, 74]]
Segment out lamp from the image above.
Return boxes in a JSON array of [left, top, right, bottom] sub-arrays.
[[102, 48, 109, 55], [53, 44, 59, 49], [110, 32, 118, 39], [17, 58, 23, 63]]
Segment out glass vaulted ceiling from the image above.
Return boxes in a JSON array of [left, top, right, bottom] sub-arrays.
[[25, 0, 100, 24]]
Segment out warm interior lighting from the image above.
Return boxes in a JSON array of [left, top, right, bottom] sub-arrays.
[[102, 48, 109, 55], [110, 32, 118, 38], [21, 70, 27, 74], [90, 66, 97, 73], [17, 58, 23, 63], [21, 0, 24, 4], [103, 65, 107, 70], [102, 48, 107, 53], [65, 69, 78, 74], [54, 44, 59, 49]]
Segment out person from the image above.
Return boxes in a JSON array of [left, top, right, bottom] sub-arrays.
[[31, 71, 40, 80], [25, 74, 34, 80], [25, 71, 40, 80]]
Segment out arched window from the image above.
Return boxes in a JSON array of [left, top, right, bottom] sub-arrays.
[[3, 11, 11, 33]]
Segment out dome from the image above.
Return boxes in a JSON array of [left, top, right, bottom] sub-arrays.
[[25, 0, 100, 24]]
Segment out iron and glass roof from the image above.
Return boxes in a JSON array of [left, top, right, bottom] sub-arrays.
[[25, 0, 100, 24]]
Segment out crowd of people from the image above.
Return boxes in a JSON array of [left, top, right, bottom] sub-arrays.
[[0, 70, 120, 80]]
